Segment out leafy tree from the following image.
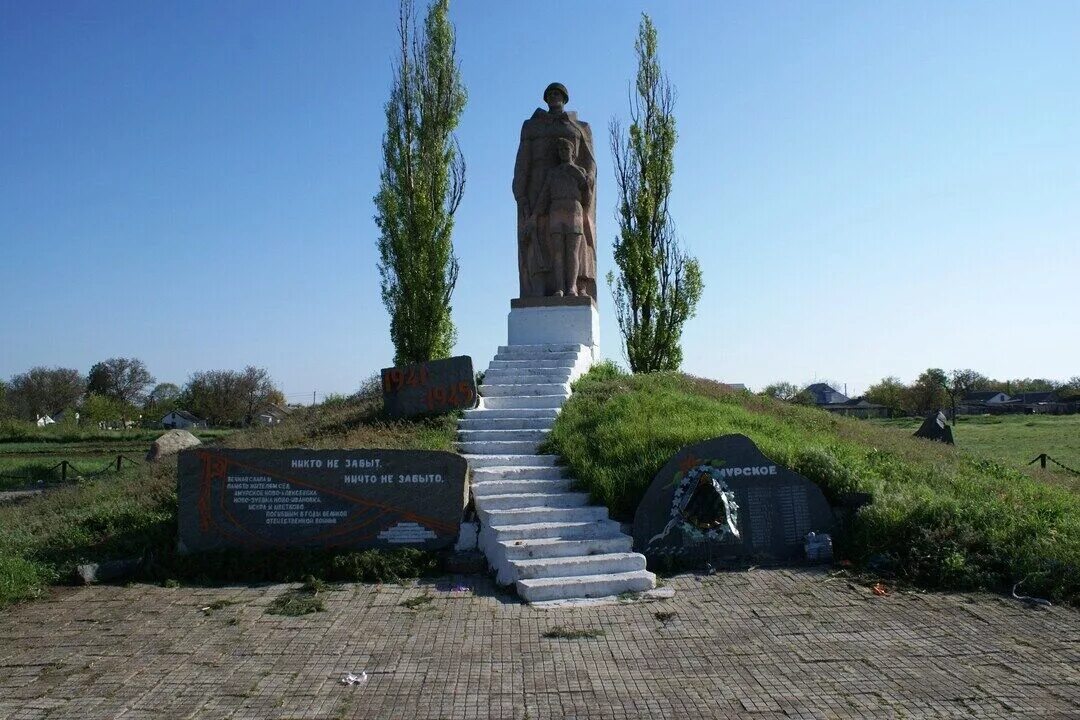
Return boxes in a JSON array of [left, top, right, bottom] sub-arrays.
[[1060, 376, 1080, 402], [608, 14, 703, 373], [146, 382, 181, 408], [761, 381, 801, 402], [374, 0, 466, 365], [941, 368, 990, 424], [6, 367, 85, 420], [947, 369, 990, 395], [145, 382, 182, 418], [864, 376, 908, 414], [87, 357, 155, 406], [82, 393, 136, 426], [0, 380, 8, 419], [905, 368, 948, 415], [183, 367, 283, 426], [1002, 377, 1058, 394], [237, 366, 285, 423]]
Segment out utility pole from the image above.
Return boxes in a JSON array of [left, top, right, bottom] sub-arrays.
[[312, 391, 316, 407]]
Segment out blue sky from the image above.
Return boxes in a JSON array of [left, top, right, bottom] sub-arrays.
[[2, 1, 1078, 402]]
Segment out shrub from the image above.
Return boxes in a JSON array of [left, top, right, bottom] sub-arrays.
[[331, 548, 440, 583]]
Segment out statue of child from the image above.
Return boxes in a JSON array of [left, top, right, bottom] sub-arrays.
[[527, 138, 593, 297]]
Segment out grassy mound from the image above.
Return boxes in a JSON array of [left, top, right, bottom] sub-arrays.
[[543, 364, 1080, 605], [0, 397, 457, 609]]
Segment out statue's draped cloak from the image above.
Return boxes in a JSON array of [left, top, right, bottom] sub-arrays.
[[513, 108, 597, 299]]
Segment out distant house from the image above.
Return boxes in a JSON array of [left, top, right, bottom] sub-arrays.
[[827, 396, 889, 419], [962, 390, 1011, 405], [800, 384, 888, 419], [162, 410, 207, 430], [722, 383, 748, 392], [35, 415, 56, 427], [804, 383, 850, 405], [958, 390, 1016, 416], [1011, 391, 1060, 405], [1007, 391, 1075, 415], [252, 403, 291, 426]]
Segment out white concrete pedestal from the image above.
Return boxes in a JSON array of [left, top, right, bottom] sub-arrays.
[[507, 300, 600, 361]]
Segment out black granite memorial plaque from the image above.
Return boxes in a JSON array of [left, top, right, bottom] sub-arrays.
[[177, 448, 468, 553], [632, 434, 834, 564], [381, 355, 478, 419]]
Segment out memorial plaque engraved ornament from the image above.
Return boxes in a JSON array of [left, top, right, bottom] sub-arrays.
[[177, 448, 468, 553], [381, 355, 478, 419], [632, 435, 834, 565]]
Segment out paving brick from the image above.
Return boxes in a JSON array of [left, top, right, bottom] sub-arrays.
[[0, 568, 1076, 718]]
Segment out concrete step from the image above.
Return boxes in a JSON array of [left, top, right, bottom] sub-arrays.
[[498, 344, 586, 355], [457, 428, 550, 442], [458, 417, 554, 431], [474, 491, 589, 511], [499, 535, 633, 561], [463, 407, 559, 420], [471, 465, 567, 482], [478, 504, 607, 526], [516, 570, 656, 603], [479, 395, 568, 410], [471, 478, 573, 497], [480, 382, 571, 398], [488, 359, 577, 371], [457, 439, 542, 455], [463, 454, 560, 469], [485, 364, 575, 377], [494, 351, 579, 363], [512, 552, 647, 580], [483, 368, 574, 384], [487, 518, 623, 542]]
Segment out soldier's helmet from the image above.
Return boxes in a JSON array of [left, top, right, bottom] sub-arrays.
[[543, 82, 569, 104]]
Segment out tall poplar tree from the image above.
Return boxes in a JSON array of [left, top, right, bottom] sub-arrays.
[[375, 0, 466, 365], [608, 14, 703, 373]]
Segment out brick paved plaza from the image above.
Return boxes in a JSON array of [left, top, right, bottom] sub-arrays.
[[1, 568, 1077, 719]]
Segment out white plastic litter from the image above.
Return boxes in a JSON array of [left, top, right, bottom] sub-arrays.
[[1012, 581, 1052, 607], [340, 671, 368, 686]]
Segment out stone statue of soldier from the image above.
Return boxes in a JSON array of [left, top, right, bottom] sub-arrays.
[[512, 83, 598, 300]]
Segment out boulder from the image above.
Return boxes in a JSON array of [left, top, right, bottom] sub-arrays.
[[147, 429, 201, 462]]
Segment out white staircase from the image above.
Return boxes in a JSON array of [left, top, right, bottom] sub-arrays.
[[459, 343, 655, 603]]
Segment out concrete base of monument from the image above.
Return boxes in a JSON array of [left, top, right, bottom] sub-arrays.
[[507, 297, 600, 362]]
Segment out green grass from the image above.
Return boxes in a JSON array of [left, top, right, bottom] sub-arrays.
[[266, 585, 326, 616], [400, 593, 434, 609], [541, 626, 605, 640], [0, 456, 143, 491], [0, 396, 456, 609], [872, 414, 1080, 492], [0, 425, 234, 491], [330, 547, 440, 583], [543, 364, 1080, 605], [0, 421, 232, 444]]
